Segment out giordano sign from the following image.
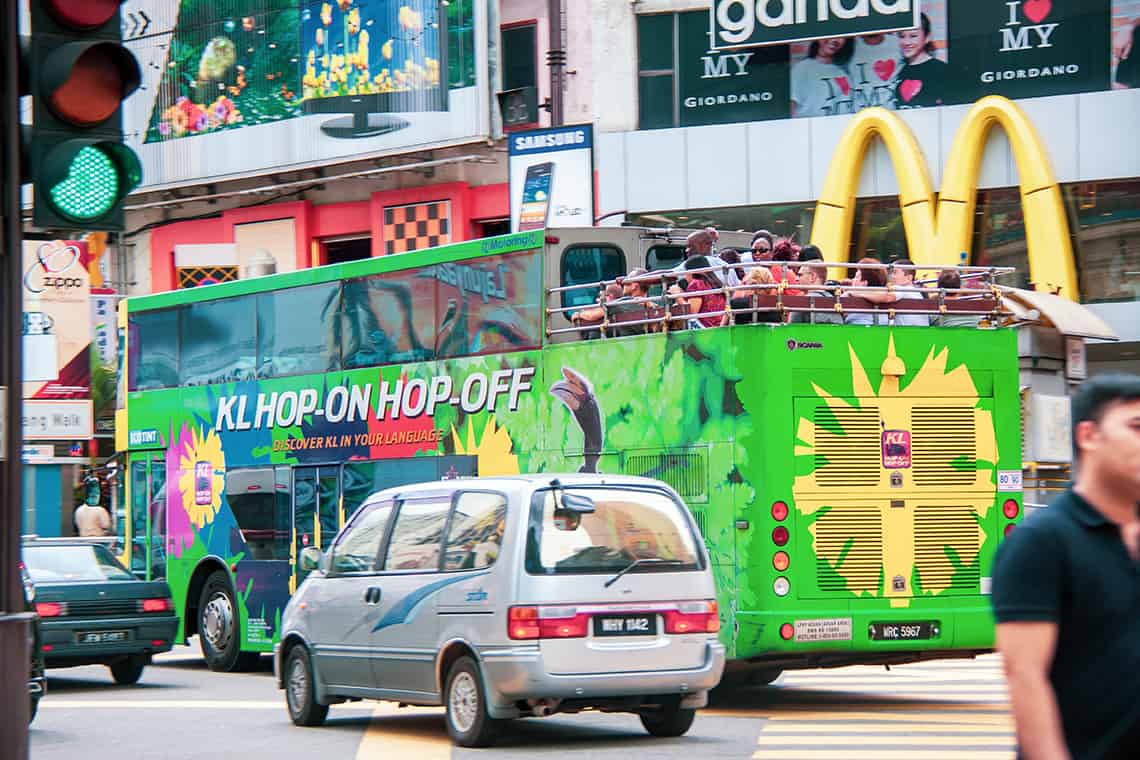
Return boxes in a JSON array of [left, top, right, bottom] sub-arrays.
[[810, 95, 1079, 300]]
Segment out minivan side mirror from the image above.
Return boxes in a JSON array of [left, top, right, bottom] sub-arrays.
[[558, 491, 595, 514], [299, 546, 323, 572]]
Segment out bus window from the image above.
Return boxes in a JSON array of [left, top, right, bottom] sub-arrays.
[[256, 282, 341, 378], [129, 309, 180, 391], [436, 250, 543, 358], [226, 467, 291, 561], [647, 244, 685, 271], [341, 268, 437, 369], [559, 244, 626, 312], [181, 296, 256, 386]]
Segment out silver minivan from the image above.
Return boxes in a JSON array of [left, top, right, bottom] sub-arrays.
[[274, 474, 725, 746]]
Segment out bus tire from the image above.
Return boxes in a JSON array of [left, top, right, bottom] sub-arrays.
[[198, 570, 258, 672], [284, 645, 328, 727]]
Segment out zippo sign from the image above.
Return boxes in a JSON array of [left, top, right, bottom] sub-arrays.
[[711, 0, 918, 49], [882, 429, 912, 469]]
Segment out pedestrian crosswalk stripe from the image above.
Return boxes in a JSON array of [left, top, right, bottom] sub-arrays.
[[757, 734, 1012, 745]]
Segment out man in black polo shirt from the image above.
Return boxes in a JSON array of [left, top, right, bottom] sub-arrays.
[[992, 374, 1140, 760]]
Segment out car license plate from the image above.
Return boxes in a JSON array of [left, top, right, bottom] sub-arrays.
[[77, 630, 130, 644], [868, 622, 937, 641], [593, 614, 657, 637]]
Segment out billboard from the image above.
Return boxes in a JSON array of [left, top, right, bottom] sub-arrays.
[[711, 0, 919, 50], [640, 1, 1138, 128], [808, 95, 1079, 300], [508, 125, 595, 232], [22, 240, 92, 397], [122, 0, 485, 189]]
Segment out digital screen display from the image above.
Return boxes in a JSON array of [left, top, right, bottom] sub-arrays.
[[518, 162, 553, 231], [300, 0, 443, 106]]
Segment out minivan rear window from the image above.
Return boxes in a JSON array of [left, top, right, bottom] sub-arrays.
[[525, 487, 702, 575]]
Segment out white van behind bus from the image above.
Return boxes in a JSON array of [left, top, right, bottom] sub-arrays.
[[274, 474, 725, 746]]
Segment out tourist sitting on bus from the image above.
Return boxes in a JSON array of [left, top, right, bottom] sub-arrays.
[[729, 266, 780, 324], [844, 258, 890, 325], [770, 238, 802, 294], [682, 256, 728, 328], [570, 283, 623, 337], [888, 258, 929, 326], [790, 265, 843, 325], [936, 270, 983, 327], [748, 230, 775, 263], [719, 248, 748, 283], [672, 229, 739, 287]]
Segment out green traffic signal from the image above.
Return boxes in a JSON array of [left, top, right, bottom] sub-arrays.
[[39, 139, 142, 226]]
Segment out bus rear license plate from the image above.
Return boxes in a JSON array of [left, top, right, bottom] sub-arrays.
[[869, 622, 936, 641], [593, 614, 657, 637], [77, 630, 129, 644]]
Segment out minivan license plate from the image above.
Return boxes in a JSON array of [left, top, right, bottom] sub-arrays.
[[77, 630, 129, 644], [593, 614, 657, 637]]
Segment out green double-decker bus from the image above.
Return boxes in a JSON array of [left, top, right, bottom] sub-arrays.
[[113, 227, 1024, 674]]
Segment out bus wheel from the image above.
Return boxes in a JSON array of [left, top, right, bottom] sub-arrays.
[[198, 571, 258, 672]]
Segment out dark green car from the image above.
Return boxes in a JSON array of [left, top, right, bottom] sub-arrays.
[[22, 539, 178, 684], [20, 559, 46, 722]]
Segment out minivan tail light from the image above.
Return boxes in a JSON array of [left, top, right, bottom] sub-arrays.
[[664, 600, 719, 634], [36, 601, 66, 617], [141, 597, 173, 613], [508, 606, 590, 640], [508, 606, 540, 640]]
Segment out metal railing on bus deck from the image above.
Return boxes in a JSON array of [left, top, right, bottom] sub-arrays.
[[546, 260, 1017, 339]]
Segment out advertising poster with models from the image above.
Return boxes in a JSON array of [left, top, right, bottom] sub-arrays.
[[121, 0, 486, 189]]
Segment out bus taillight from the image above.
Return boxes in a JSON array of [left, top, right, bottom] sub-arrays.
[[1004, 523, 1016, 538], [772, 526, 789, 546], [773, 551, 789, 571], [779, 623, 794, 640], [1002, 499, 1020, 519], [771, 501, 788, 521]]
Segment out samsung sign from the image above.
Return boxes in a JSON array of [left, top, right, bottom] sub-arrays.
[[712, 0, 918, 49]]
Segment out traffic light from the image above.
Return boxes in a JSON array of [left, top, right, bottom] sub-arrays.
[[27, 0, 142, 231]]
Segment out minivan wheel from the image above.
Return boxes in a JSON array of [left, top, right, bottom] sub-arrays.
[[109, 655, 147, 685], [444, 656, 502, 747], [284, 645, 328, 727], [639, 698, 697, 738]]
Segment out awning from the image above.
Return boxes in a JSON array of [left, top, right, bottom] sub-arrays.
[[999, 288, 1120, 341]]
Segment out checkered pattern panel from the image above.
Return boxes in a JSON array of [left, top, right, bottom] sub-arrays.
[[177, 265, 239, 288], [382, 200, 451, 255]]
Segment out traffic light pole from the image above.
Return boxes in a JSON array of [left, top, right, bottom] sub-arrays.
[[1, 0, 32, 754]]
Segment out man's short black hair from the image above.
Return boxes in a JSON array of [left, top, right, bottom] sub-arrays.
[[1071, 373, 1140, 455], [799, 244, 823, 262]]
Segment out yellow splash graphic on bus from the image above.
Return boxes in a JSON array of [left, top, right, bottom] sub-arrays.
[[451, 416, 520, 476], [178, 427, 227, 529], [794, 337, 996, 598]]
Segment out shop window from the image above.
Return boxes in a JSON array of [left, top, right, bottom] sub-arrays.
[[1066, 180, 1140, 304], [180, 296, 257, 386], [560, 244, 626, 311], [257, 282, 341, 378], [129, 308, 180, 391], [324, 237, 371, 264], [501, 23, 537, 91]]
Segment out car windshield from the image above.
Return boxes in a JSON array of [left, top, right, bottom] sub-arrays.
[[527, 486, 702, 575], [22, 544, 136, 583]]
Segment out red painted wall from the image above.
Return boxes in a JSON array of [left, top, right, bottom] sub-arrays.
[[146, 182, 510, 293]]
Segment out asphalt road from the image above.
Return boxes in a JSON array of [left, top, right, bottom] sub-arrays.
[[29, 642, 1014, 759]]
